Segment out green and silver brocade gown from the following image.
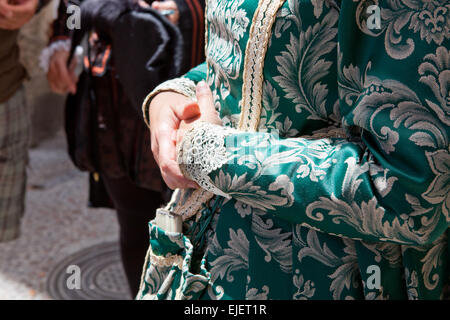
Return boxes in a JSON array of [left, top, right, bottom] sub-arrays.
[[137, 0, 450, 300]]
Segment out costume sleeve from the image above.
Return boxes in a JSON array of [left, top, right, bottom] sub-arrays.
[[176, 1, 450, 246]]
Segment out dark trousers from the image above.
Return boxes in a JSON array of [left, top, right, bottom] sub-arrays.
[[101, 175, 164, 297]]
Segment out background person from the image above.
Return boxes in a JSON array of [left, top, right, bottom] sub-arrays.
[[0, 0, 50, 242], [44, 0, 205, 296]]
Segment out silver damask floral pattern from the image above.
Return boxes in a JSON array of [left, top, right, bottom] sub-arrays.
[[139, 0, 450, 300]]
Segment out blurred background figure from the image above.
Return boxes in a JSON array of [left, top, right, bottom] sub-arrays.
[[43, 0, 205, 296], [0, 0, 51, 242]]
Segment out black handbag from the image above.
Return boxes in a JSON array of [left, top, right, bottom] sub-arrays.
[[64, 62, 98, 174], [65, 42, 118, 209]]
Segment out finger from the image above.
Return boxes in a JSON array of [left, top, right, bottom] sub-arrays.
[[56, 58, 76, 94], [138, 0, 150, 8], [48, 69, 68, 94], [69, 59, 79, 87], [152, 1, 176, 10], [49, 82, 66, 94], [150, 103, 182, 165], [163, 1, 177, 9], [69, 55, 77, 71], [69, 74, 78, 93], [175, 125, 195, 147], [68, 58, 78, 94], [52, 81, 68, 94], [168, 14, 179, 24], [195, 81, 215, 114], [157, 127, 197, 189], [158, 128, 177, 164], [160, 160, 197, 190], [150, 131, 160, 165], [176, 127, 185, 147], [47, 66, 61, 93], [48, 64, 63, 93], [171, 102, 200, 121], [48, 80, 58, 93]]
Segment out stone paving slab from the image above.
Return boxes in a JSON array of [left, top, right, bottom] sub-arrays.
[[0, 132, 121, 300]]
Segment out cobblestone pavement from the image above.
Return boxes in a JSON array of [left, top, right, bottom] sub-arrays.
[[0, 131, 127, 300]]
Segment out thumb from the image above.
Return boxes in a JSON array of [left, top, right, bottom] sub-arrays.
[[196, 81, 214, 113], [171, 101, 200, 121]]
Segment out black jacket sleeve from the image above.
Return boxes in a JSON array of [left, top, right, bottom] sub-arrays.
[[49, 0, 71, 42], [173, 0, 206, 72]]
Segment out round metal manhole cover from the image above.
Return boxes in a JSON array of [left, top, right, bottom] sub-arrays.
[[46, 242, 132, 300]]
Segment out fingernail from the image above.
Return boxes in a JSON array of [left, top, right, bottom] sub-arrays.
[[196, 81, 208, 93]]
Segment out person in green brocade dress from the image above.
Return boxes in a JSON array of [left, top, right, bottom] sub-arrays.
[[138, 0, 450, 300]]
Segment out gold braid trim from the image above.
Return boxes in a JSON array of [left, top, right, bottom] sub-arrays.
[[239, 0, 287, 132]]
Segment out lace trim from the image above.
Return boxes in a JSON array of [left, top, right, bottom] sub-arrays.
[[149, 249, 184, 269], [141, 77, 197, 128], [137, 246, 184, 297], [239, 0, 287, 132], [39, 39, 71, 73], [175, 189, 215, 218], [177, 122, 236, 199]]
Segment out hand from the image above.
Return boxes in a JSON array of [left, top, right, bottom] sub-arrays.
[[0, 0, 38, 30], [150, 82, 221, 190], [149, 90, 201, 189], [151, 0, 179, 24], [47, 49, 78, 95], [176, 81, 222, 147]]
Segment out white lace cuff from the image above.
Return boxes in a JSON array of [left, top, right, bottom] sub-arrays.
[[177, 122, 236, 199], [142, 77, 198, 128], [39, 39, 72, 73]]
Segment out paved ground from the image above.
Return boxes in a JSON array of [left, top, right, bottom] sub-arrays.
[[0, 131, 127, 300]]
